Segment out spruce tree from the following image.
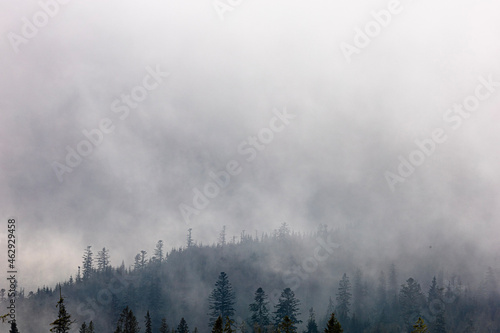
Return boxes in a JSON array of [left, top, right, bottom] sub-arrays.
[[97, 247, 110, 272], [177, 318, 189, 333], [115, 306, 140, 333], [278, 316, 295, 333], [208, 272, 236, 327], [160, 318, 170, 333], [324, 313, 343, 333], [82, 246, 93, 281], [50, 287, 73, 333], [399, 278, 426, 330], [249, 287, 271, 330], [211, 316, 223, 333], [306, 308, 319, 333], [79, 322, 87, 333], [273, 288, 301, 330], [154, 240, 164, 263], [88, 321, 95, 333], [336, 273, 352, 322], [145, 310, 153, 333]]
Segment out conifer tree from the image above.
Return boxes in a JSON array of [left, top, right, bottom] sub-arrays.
[[79, 322, 87, 333], [427, 277, 442, 303], [249, 287, 271, 330], [154, 240, 164, 263], [187, 229, 193, 248], [208, 272, 236, 327], [145, 310, 153, 333], [273, 288, 301, 330], [50, 287, 74, 333], [278, 316, 295, 333], [97, 247, 110, 272], [306, 308, 319, 333], [411, 317, 428, 333], [160, 318, 170, 333], [88, 321, 95, 333], [336, 273, 352, 322], [211, 316, 223, 333], [324, 313, 343, 333], [177, 318, 189, 333], [399, 278, 426, 329], [82, 246, 93, 281], [115, 306, 140, 333]]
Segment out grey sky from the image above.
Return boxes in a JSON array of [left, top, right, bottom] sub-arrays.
[[1, 0, 499, 291]]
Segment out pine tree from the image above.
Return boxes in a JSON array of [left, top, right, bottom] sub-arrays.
[[10, 321, 20, 333], [88, 321, 95, 333], [208, 272, 236, 327], [336, 273, 352, 322], [140, 250, 148, 268], [249, 287, 271, 330], [399, 278, 426, 330], [50, 287, 74, 333], [160, 318, 170, 333], [145, 310, 153, 333], [82, 246, 93, 281], [134, 254, 142, 270], [411, 317, 428, 333], [273, 288, 301, 330], [177, 318, 189, 333], [97, 247, 110, 272], [211, 316, 223, 333], [305, 308, 319, 333], [427, 277, 442, 303], [324, 313, 343, 333], [278, 316, 295, 333], [154, 240, 164, 263], [115, 306, 140, 333], [79, 322, 87, 333], [187, 229, 193, 248]]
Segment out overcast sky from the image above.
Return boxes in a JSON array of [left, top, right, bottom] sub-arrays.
[[1, 0, 500, 292]]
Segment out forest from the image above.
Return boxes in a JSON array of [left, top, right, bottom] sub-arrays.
[[1, 224, 499, 332]]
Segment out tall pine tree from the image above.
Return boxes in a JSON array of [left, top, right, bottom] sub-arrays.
[[177, 318, 189, 333], [324, 313, 343, 333], [208, 272, 236, 327], [249, 287, 271, 331], [273, 288, 301, 330], [336, 273, 352, 322], [50, 286, 73, 333]]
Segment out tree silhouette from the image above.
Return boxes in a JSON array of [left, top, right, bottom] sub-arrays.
[[273, 288, 301, 330], [208, 272, 236, 327], [249, 287, 271, 331], [336, 273, 352, 322], [211, 316, 223, 333], [324, 313, 343, 333], [176, 317, 189, 333], [50, 286, 73, 333]]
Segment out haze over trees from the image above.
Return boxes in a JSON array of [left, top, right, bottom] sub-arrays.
[[1, 224, 499, 332]]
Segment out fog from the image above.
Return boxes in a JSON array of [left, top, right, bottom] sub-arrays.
[[1, 0, 499, 293]]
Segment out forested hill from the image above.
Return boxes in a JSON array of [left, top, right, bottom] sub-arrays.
[[4, 224, 500, 332]]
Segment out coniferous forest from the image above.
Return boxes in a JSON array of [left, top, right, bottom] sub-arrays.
[[2, 224, 499, 332]]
